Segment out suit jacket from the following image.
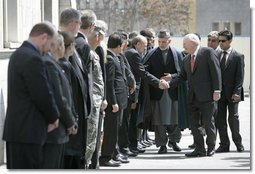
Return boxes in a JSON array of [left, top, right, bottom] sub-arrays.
[[125, 47, 159, 102], [3, 41, 59, 145], [75, 32, 93, 118], [44, 54, 76, 144], [217, 49, 244, 101], [145, 46, 181, 101], [171, 47, 222, 102], [105, 50, 128, 109], [118, 53, 136, 92], [67, 51, 88, 156], [95, 46, 107, 99]]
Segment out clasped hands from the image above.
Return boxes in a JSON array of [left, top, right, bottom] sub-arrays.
[[159, 73, 172, 90]]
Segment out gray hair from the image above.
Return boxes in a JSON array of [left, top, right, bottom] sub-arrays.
[[60, 8, 81, 26], [207, 31, 219, 38], [95, 20, 108, 33], [184, 33, 200, 45], [80, 9, 97, 29]]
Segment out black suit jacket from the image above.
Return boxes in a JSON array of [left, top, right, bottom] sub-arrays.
[[124, 47, 159, 102], [75, 32, 93, 118], [171, 47, 222, 102], [44, 54, 76, 144], [145, 47, 181, 101], [105, 50, 128, 109], [66, 51, 89, 156], [3, 41, 59, 145], [217, 49, 244, 101], [95, 46, 107, 99]]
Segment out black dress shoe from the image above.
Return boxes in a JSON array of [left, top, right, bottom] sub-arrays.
[[158, 146, 167, 154], [185, 150, 206, 157], [215, 146, 230, 153], [113, 156, 130, 163], [237, 145, 244, 152], [100, 159, 121, 167], [168, 141, 182, 152], [207, 149, 215, 156], [188, 143, 196, 149], [131, 147, 146, 153]]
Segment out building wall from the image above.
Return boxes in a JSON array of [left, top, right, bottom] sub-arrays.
[[196, 0, 250, 36], [0, 0, 3, 49]]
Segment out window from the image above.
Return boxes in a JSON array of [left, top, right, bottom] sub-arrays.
[[212, 22, 219, 31], [223, 22, 231, 30], [234, 22, 241, 36]]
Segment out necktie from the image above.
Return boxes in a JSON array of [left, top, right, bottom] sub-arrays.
[[220, 51, 227, 70], [191, 54, 195, 72]]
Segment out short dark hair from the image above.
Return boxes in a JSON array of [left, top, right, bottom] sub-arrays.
[[116, 30, 128, 40], [218, 30, 233, 40], [29, 21, 56, 38], [60, 8, 80, 26], [107, 33, 123, 49], [140, 28, 154, 38]]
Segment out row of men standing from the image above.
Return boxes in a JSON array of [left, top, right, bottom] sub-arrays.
[[2, 8, 108, 169], [2, 7, 245, 169]]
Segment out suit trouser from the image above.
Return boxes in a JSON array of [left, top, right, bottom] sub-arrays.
[[190, 99, 217, 152], [42, 143, 65, 169], [155, 125, 181, 147], [128, 103, 139, 148], [100, 108, 122, 163], [216, 97, 242, 147], [6, 142, 43, 169], [118, 100, 132, 148]]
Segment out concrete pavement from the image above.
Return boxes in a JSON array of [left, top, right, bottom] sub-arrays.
[[100, 96, 251, 170]]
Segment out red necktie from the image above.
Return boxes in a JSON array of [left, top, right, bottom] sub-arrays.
[[191, 54, 195, 72]]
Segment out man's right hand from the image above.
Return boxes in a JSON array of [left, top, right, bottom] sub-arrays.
[[47, 118, 59, 132], [112, 104, 119, 113], [159, 79, 169, 90]]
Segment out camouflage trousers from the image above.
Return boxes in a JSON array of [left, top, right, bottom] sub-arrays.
[[85, 97, 102, 165]]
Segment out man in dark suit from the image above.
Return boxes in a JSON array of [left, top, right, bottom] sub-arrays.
[[99, 33, 128, 167], [215, 30, 245, 153], [125, 35, 170, 154], [2, 22, 60, 169], [59, 8, 88, 169], [170, 33, 221, 157]]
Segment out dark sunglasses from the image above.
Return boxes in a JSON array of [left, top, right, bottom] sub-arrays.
[[219, 40, 228, 43]]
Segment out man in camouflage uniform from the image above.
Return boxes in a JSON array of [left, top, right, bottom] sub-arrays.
[[85, 25, 106, 167]]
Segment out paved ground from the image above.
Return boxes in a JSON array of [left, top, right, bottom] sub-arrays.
[[100, 96, 251, 170]]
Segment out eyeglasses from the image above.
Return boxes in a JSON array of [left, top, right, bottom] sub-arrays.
[[219, 40, 228, 43]]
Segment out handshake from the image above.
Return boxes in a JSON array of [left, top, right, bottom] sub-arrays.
[[158, 73, 172, 90]]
